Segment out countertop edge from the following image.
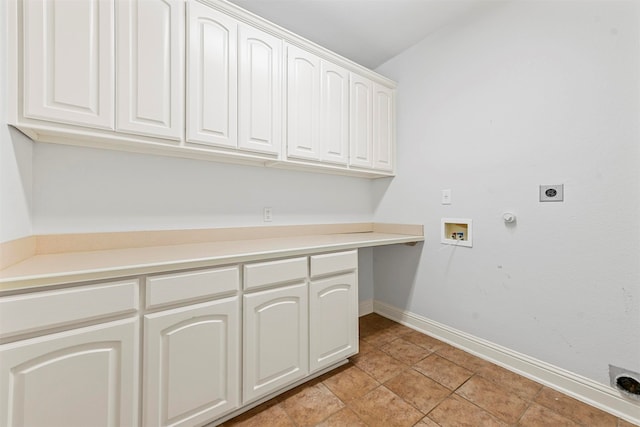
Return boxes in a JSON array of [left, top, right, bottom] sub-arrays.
[[0, 231, 424, 293]]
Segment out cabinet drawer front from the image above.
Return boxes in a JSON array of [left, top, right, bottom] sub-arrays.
[[0, 280, 138, 340], [310, 250, 357, 278], [244, 257, 307, 291], [146, 266, 239, 309]]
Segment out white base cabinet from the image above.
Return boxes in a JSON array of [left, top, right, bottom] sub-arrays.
[[243, 282, 309, 403], [143, 297, 240, 427], [0, 250, 361, 427], [310, 272, 358, 372], [0, 318, 139, 427], [309, 250, 359, 372]]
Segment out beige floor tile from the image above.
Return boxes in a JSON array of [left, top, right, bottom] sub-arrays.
[[618, 419, 640, 427], [427, 395, 508, 427], [517, 402, 581, 426], [380, 337, 432, 365], [534, 387, 618, 426], [322, 364, 379, 402], [402, 330, 447, 352], [475, 362, 543, 400], [226, 316, 628, 427], [362, 324, 412, 347], [351, 349, 406, 382], [413, 353, 473, 390], [223, 402, 294, 427], [414, 417, 442, 427], [384, 368, 450, 414], [455, 375, 529, 424], [279, 382, 345, 427], [315, 407, 368, 427], [357, 339, 375, 354], [349, 385, 424, 427], [436, 343, 492, 372]]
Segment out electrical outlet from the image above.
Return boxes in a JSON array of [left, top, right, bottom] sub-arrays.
[[263, 207, 273, 222], [539, 184, 564, 202]]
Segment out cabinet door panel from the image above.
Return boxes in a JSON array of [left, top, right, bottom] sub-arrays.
[[320, 61, 349, 165], [238, 25, 282, 155], [144, 298, 240, 427], [309, 273, 358, 372], [243, 283, 308, 403], [117, 0, 184, 140], [373, 84, 394, 171], [0, 319, 138, 427], [287, 44, 320, 161], [187, 1, 237, 148], [349, 74, 373, 168], [24, 0, 114, 129]]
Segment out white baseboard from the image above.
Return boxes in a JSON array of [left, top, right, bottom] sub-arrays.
[[358, 299, 374, 316], [373, 300, 640, 426]]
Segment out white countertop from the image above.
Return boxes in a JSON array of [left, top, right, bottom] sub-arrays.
[[0, 231, 423, 292]]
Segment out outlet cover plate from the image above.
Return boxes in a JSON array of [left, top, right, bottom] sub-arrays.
[[540, 184, 564, 202]]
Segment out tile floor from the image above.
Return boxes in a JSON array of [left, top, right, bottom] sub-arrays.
[[223, 313, 637, 427]]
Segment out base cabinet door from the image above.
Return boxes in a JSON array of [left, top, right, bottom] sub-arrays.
[[0, 318, 139, 427], [243, 283, 308, 403], [309, 272, 358, 372], [143, 297, 240, 427]]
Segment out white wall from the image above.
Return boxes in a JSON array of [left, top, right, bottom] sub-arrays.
[[30, 143, 376, 302], [373, 0, 640, 388], [0, 1, 33, 243], [32, 144, 374, 233]]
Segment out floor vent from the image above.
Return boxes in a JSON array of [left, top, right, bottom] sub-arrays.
[[610, 365, 640, 401]]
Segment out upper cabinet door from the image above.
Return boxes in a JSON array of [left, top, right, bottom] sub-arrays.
[[238, 25, 282, 156], [373, 84, 394, 171], [320, 61, 349, 165], [349, 73, 373, 168], [286, 44, 320, 161], [116, 0, 184, 140], [23, 0, 114, 129], [186, 1, 237, 148]]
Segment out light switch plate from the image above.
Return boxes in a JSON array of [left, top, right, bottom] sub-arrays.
[[539, 184, 564, 202], [441, 189, 452, 205]]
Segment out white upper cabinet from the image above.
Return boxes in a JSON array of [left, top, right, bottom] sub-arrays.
[[116, 0, 184, 140], [373, 83, 395, 171], [349, 73, 373, 169], [320, 61, 349, 165], [12, 0, 395, 177], [287, 44, 351, 166], [23, 0, 114, 129], [286, 44, 321, 161], [186, 1, 238, 148], [238, 25, 282, 156]]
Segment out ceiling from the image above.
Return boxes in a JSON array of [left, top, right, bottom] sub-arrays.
[[227, 0, 502, 69]]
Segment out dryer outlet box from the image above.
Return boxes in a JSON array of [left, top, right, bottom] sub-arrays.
[[540, 184, 564, 202]]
